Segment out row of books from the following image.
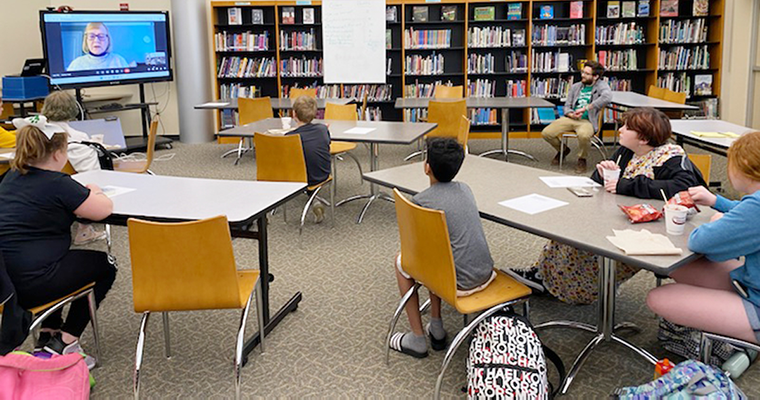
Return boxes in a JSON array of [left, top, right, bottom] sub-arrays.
[[363, 107, 383, 122], [405, 53, 445, 76], [219, 84, 260, 100], [506, 52, 529, 73], [657, 73, 691, 96], [408, 5, 460, 22], [217, 57, 277, 78], [280, 84, 340, 98], [471, 4, 524, 21], [467, 53, 496, 74], [215, 31, 269, 52], [505, 80, 528, 98], [466, 79, 497, 98], [530, 76, 575, 100], [531, 51, 573, 73], [537, 2, 585, 19], [531, 25, 586, 47], [658, 45, 710, 70], [280, 29, 317, 51], [595, 23, 645, 45], [404, 80, 454, 98], [660, 0, 709, 17], [469, 108, 498, 126], [279, 56, 323, 77], [404, 108, 428, 123], [531, 107, 563, 124], [468, 27, 525, 48], [602, 77, 633, 91], [605, 1, 649, 18], [597, 49, 638, 71], [659, 19, 708, 44], [404, 28, 452, 49], [342, 84, 394, 102]]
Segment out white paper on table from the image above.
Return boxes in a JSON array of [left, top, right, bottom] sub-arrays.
[[539, 176, 601, 188], [343, 127, 375, 135], [0, 152, 14, 159], [101, 185, 136, 199], [606, 229, 683, 256], [200, 102, 230, 107], [498, 194, 569, 215]]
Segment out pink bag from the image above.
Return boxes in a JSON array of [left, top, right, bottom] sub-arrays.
[[0, 352, 90, 400]]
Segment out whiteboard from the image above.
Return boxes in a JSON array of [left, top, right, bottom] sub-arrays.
[[322, 0, 386, 84]]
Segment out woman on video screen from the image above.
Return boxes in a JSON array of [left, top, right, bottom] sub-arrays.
[[67, 22, 129, 71]]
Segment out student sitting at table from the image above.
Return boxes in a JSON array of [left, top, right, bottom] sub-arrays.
[[389, 138, 496, 358], [0, 117, 116, 369], [41, 91, 106, 244], [506, 107, 705, 304], [648, 131, 760, 344], [287, 95, 331, 223]]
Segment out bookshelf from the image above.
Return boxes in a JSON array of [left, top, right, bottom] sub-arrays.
[[208, 0, 725, 141]]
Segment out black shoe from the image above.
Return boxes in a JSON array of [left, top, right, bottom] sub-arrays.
[[34, 331, 54, 352], [502, 267, 546, 294]]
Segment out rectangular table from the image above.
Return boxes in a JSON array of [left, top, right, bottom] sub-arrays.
[[394, 97, 554, 161], [364, 156, 714, 394], [609, 91, 700, 111], [72, 170, 306, 365], [671, 119, 756, 157], [194, 97, 352, 111], [221, 118, 437, 223]]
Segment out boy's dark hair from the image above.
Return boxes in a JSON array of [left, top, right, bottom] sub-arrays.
[[584, 60, 605, 77], [426, 138, 464, 183]]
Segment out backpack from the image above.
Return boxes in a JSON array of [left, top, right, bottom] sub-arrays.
[[0, 352, 91, 400], [658, 318, 735, 367], [467, 313, 565, 399], [612, 360, 746, 399], [75, 141, 114, 170]]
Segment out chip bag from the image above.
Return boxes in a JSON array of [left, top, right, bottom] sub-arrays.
[[619, 204, 663, 223], [666, 191, 700, 217]]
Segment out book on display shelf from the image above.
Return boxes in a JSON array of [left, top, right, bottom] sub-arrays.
[[303, 8, 315, 25], [474, 6, 495, 21], [282, 7, 295, 24], [441, 5, 457, 21], [622, 1, 636, 17], [508, 3, 523, 20], [660, 0, 679, 17], [694, 74, 712, 95], [412, 6, 429, 22], [638, 0, 650, 16], [570, 1, 584, 19], [228, 7, 242, 25], [607, 1, 620, 18], [693, 0, 708, 16], [386, 6, 397, 22], [251, 9, 263, 25], [540, 5, 554, 19]]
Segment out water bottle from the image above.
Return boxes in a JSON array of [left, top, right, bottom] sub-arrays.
[[722, 350, 758, 379]]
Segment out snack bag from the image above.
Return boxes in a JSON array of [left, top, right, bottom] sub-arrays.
[[666, 191, 700, 217], [619, 204, 663, 223]]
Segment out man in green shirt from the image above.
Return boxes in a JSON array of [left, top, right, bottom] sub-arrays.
[[541, 61, 612, 173]]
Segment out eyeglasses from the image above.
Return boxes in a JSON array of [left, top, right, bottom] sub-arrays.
[[87, 33, 109, 41]]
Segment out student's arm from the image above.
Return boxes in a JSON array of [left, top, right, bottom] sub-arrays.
[[74, 184, 113, 221], [615, 155, 699, 199], [689, 195, 760, 261], [590, 147, 628, 184], [588, 81, 612, 111], [713, 194, 741, 213], [0, 127, 16, 148]]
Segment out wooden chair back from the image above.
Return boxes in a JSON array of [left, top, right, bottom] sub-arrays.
[[253, 132, 308, 183], [238, 97, 274, 126], [393, 189, 458, 305], [325, 103, 358, 121], [663, 88, 687, 105], [427, 100, 467, 139], [289, 88, 317, 99], [458, 115, 470, 149], [434, 85, 464, 99], [127, 216, 244, 312], [688, 153, 712, 183], [647, 85, 667, 100]]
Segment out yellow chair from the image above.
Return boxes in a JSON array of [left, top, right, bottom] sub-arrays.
[[324, 103, 364, 186], [113, 117, 159, 174], [288, 87, 317, 99], [386, 189, 532, 398], [559, 111, 608, 170], [405, 99, 468, 161], [223, 97, 273, 163], [254, 132, 334, 233], [434, 85, 464, 99], [647, 85, 667, 100], [688, 153, 712, 183], [663, 88, 687, 105], [127, 216, 264, 400], [61, 161, 77, 175], [457, 115, 471, 153]]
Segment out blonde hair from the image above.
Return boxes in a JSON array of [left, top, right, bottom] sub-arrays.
[[12, 126, 68, 175], [727, 131, 760, 182], [41, 91, 79, 122], [293, 96, 317, 123], [82, 22, 112, 54]]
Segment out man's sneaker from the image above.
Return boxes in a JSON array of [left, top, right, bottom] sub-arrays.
[[551, 146, 571, 165], [73, 223, 107, 246], [502, 267, 546, 293], [44, 334, 97, 370], [312, 203, 325, 224], [33, 331, 54, 352]]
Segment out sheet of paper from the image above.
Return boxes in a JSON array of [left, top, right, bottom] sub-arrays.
[[690, 131, 739, 139], [498, 194, 569, 215], [101, 185, 136, 199], [539, 176, 601, 188], [0, 152, 14, 159], [344, 127, 375, 135], [200, 102, 230, 107]]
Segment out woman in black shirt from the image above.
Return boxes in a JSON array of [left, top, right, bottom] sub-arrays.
[[0, 117, 115, 368]]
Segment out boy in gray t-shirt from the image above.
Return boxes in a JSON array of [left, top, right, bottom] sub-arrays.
[[389, 138, 495, 359]]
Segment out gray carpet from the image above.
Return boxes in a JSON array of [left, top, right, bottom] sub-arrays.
[[40, 136, 758, 398]]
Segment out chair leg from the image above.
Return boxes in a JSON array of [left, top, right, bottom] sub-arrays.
[[331, 155, 338, 191], [282, 204, 287, 223], [105, 224, 113, 260], [385, 283, 421, 365], [591, 136, 608, 160], [434, 299, 526, 400], [236, 285, 257, 400], [299, 187, 322, 236], [86, 289, 102, 365], [330, 180, 335, 229], [162, 313, 171, 359], [134, 312, 151, 400], [700, 332, 713, 364], [343, 151, 364, 185], [255, 279, 265, 354], [559, 135, 568, 169]]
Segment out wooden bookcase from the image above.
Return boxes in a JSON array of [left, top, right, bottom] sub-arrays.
[[208, 0, 725, 141]]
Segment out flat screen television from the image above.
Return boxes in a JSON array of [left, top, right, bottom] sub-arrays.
[[40, 10, 173, 89]]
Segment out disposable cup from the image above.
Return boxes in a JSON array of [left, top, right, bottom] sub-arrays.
[[664, 204, 689, 235], [603, 167, 620, 184], [281, 117, 292, 129]]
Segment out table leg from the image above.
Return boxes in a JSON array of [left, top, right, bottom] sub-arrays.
[[335, 143, 395, 223], [221, 137, 253, 165], [479, 108, 538, 162], [241, 215, 302, 366], [534, 256, 658, 394]]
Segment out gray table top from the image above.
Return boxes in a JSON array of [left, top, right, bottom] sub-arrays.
[[671, 119, 756, 150], [394, 97, 555, 109], [220, 118, 437, 145], [194, 97, 352, 110], [364, 156, 714, 274], [610, 91, 699, 110], [0, 148, 12, 165], [72, 170, 306, 225]]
